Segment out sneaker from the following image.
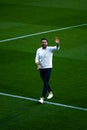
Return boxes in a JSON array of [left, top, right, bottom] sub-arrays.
[[39, 97, 44, 104], [47, 92, 53, 99]]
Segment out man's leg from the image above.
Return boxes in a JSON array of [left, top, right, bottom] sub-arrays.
[[39, 68, 52, 98]]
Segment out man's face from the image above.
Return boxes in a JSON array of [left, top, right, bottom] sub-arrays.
[[41, 40, 48, 49]]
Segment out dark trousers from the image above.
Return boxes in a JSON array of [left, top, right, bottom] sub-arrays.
[[39, 68, 52, 98]]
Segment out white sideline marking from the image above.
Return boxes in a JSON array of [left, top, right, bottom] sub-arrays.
[[0, 92, 87, 111], [0, 23, 87, 43]]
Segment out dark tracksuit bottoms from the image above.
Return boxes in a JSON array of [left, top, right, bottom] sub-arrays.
[[39, 68, 52, 98]]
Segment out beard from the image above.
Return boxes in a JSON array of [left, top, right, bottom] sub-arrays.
[[42, 44, 47, 49]]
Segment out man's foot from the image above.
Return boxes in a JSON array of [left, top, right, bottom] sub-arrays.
[[38, 97, 44, 104], [47, 92, 53, 99]]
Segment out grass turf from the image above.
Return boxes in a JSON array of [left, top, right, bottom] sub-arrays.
[[0, 0, 87, 129]]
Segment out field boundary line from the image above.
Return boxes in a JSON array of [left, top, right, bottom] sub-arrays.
[[0, 92, 87, 111], [0, 23, 87, 43]]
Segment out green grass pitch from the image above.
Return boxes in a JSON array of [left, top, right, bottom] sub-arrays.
[[0, 0, 87, 129]]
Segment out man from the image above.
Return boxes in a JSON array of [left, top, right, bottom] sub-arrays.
[[35, 37, 60, 104]]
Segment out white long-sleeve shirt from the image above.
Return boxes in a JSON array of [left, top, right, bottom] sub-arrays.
[[35, 46, 60, 69]]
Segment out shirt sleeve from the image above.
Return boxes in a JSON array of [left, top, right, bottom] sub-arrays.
[[35, 50, 39, 63], [49, 46, 60, 52]]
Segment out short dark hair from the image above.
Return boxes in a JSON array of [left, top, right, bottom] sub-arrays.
[[41, 38, 48, 42]]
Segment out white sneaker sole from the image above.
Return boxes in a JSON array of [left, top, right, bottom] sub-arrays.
[[47, 94, 53, 99], [38, 99, 44, 104]]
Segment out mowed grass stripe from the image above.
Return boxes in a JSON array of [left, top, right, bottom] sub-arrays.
[[0, 92, 87, 111], [0, 23, 87, 43]]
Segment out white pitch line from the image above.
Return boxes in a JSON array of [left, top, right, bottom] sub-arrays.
[[0, 23, 87, 43], [0, 92, 87, 111]]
